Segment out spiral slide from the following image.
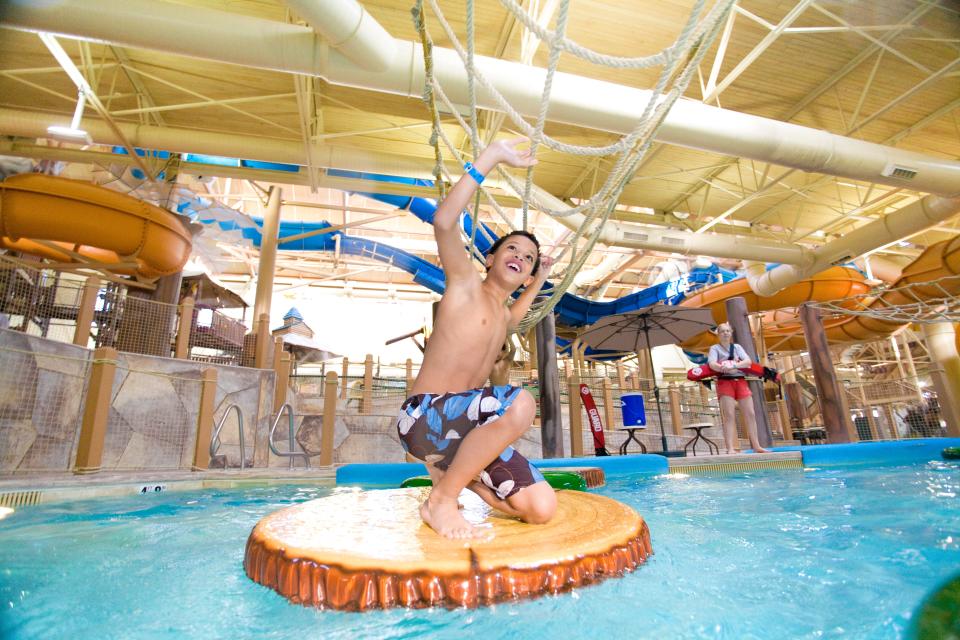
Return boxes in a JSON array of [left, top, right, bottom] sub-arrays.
[[679, 235, 960, 352], [0, 173, 192, 280]]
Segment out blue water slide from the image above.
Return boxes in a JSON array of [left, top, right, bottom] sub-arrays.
[[122, 148, 737, 353]]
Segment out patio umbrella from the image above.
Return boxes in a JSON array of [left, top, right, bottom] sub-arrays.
[[579, 303, 717, 455]]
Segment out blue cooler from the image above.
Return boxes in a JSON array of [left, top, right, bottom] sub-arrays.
[[620, 393, 646, 427]]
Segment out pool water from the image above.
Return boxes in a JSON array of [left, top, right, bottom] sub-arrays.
[[1, 462, 958, 639]]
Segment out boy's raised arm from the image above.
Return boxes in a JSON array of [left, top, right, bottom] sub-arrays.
[[434, 139, 536, 283], [508, 255, 554, 328]]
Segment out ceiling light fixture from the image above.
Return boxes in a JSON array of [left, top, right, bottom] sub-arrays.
[[46, 88, 91, 145]]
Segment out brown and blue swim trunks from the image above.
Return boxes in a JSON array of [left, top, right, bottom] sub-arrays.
[[396, 385, 545, 500]]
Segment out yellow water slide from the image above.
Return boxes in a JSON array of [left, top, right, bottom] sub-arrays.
[[0, 174, 192, 280], [680, 237, 960, 352]]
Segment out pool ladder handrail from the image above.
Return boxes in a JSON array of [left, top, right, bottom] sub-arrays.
[[268, 403, 311, 469], [209, 404, 246, 469]]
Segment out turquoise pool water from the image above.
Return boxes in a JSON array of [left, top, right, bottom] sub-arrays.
[[1, 461, 958, 639]]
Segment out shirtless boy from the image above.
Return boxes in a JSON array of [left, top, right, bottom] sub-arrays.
[[395, 139, 557, 539]]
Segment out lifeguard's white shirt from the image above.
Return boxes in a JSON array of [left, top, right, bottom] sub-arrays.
[[707, 343, 750, 378]]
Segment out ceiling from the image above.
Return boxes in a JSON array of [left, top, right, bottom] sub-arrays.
[[0, 0, 958, 301]]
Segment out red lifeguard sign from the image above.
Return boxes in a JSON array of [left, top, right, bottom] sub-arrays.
[[579, 384, 610, 456]]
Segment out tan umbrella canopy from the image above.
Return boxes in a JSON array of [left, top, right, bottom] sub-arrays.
[[579, 304, 717, 455]]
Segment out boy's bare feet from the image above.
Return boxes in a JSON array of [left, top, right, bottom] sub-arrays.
[[420, 493, 477, 539], [752, 447, 771, 453]]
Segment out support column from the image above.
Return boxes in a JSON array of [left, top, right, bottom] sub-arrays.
[[73, 347, 118, 474], [799, 303, 850, 443], [854, 364, 881, 440], [252, 186, 282, 334], [174, 296, 194, 359], [405, 358, 414, 397], [362, 353, 374, 414], [921, 323, 960, 437], [321, 371, 337, 466], [668, 383, 683, 436], [73, 275, 100, 347], [274, 348, 292, 414], [567, 372, 583, 457], [899, 332, 925, 405], [616, 361, 626, 389], [535, 311, 563, 458], [191, 367, 218, 471], [340, 357, 349, 399], [602, 378, 615, 432], [725, 297, 772, 447]]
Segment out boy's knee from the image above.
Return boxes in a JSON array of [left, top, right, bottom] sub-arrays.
[[522, 490, 557, 525], [510, 389, 536, 422]]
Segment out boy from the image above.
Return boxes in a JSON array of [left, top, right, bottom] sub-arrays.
[[396, 139, 557, 539]]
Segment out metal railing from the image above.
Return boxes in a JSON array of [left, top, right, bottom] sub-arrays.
[[209, 404, 245, 469], [268, 403, 311, 469]]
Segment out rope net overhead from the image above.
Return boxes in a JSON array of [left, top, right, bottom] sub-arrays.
[[809, 273, 960, 324], [412, 0, 737, 333]]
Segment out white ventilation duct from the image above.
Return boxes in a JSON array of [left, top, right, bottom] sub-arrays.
[[284, 0, 394, 72], [2, 0, 959, 196], [853, 255, 905, 284], [650, 259, 688, 285], [572, 252, 625, 287], [745, 195, 960, 296]]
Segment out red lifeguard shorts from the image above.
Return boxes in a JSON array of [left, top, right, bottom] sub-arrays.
[[716, 377, 752, 400]]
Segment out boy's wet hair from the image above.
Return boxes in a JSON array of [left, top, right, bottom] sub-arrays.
[[485, 230, 541, 276]]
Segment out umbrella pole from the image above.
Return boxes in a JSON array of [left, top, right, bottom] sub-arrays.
[[645, 327, 677, 457]]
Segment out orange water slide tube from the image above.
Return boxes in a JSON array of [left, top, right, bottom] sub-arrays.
[[679, 266, 871, 351], [0, 174, 192, 280], [680, 237, 960, 353]]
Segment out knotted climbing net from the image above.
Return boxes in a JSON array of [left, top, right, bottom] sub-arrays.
[[411, 0, 737, 333], [809, 273, 960, 325]]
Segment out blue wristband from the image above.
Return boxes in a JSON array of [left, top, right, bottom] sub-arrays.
[[464, 162, 485, 185]]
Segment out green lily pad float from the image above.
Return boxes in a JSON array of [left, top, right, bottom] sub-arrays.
[[942, 447, 960, 461], [400, 470, 588, 492]]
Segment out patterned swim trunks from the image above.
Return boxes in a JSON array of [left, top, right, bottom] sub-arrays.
[[396, 385, 545, 500]]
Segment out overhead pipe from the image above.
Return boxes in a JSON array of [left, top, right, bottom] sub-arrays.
[[0, 107, 814, 265], [284, 0, 394, 72], [2, 0, 959, 196], [745, 195, 960, 296]]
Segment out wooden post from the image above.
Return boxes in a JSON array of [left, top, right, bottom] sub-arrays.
[[405, 358, 414, 397], [254, 313, 270, 369], [725, 296, 773, 447], [191, 368, 218, 471], [777, 399, 792, 440], [174, 296, 195, 359], [668, 383, 683, 436], [899, 332, 925, 405], [73, 275, 100, 347], [616, 361, 626, 389], [340, 357, 349, 399], [601, 378, 615, 431], [799, 303, 850, 443], [884, 404, 901, 440], [252, 186, 282, 331], [362, 353, 374, 414], [920, 323, 960, 437], [854, 364, 880, 440], [567, 372, 583, 457], [321, 371, 337, 466], [527, 328, 537, 375], [274, 351, 292, 414], [73, 347, 118, 474], [535, 312, 564, 458]]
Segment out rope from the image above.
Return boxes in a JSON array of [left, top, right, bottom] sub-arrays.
[[415, 0, 737, 327], [808, 273, 960, 324]]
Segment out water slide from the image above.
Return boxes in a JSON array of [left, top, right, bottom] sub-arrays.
[[0, 173, 192, 280], [4, 155, 955, 357], [679, 236, 960, 353]]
